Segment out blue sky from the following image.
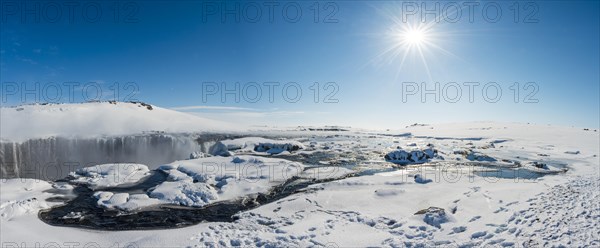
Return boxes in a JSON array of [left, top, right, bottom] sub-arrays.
[[1, 1, 598, 129]]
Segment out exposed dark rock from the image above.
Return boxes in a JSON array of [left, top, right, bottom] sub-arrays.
[[384, 147, 437, 165]]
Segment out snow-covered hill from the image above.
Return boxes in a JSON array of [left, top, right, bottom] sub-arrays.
[[0, 102, 238, 142]]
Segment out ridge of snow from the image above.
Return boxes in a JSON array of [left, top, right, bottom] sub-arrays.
[[0, 102, 239, 142]]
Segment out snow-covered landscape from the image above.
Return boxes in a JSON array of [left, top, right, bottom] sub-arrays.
[[1, 102, 598, 247], [1, 1, 599, 247]]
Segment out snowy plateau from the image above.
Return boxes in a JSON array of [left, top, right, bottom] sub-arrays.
[[0, 102, 599, 248]]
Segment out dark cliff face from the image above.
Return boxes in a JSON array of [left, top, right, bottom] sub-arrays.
[[0, 134, 224, 180]]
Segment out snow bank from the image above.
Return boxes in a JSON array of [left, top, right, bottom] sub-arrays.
[[0, 179, 55, 220], [149, 181, 218, 207], [151, 155, 304, 207], [69, 163, 150, 190], [73, 157, 303, 209], [94, 192, 162, 211]]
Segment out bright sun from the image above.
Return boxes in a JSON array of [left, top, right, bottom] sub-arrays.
[[369, 4, 460, 82], [405, 29, 425, 45], [400, 28, 427, 46]]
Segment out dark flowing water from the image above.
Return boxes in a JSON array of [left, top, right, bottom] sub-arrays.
[[39, 169, 355, 231]]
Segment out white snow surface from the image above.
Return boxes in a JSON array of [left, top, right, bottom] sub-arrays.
[[152, 155, 304, 206], [1, 122, 599, 247], [69, 163, 151, 190], [93, 191, 162, 211], [300, 166, 354, 180], [0, 102, 237, 142], [76, 155, 304, 208], [0, 179, 55, 221]]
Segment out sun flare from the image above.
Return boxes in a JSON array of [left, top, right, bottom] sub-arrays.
[[404, 28, 426, 45], [368, 4, 465, 82], [370, 19, 459, 82]]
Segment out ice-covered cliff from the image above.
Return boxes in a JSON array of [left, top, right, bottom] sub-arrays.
[[0, 102, 240, 179]]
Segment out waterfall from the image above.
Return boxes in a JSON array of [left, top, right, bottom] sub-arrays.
[[0, 133, 240, 180]]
